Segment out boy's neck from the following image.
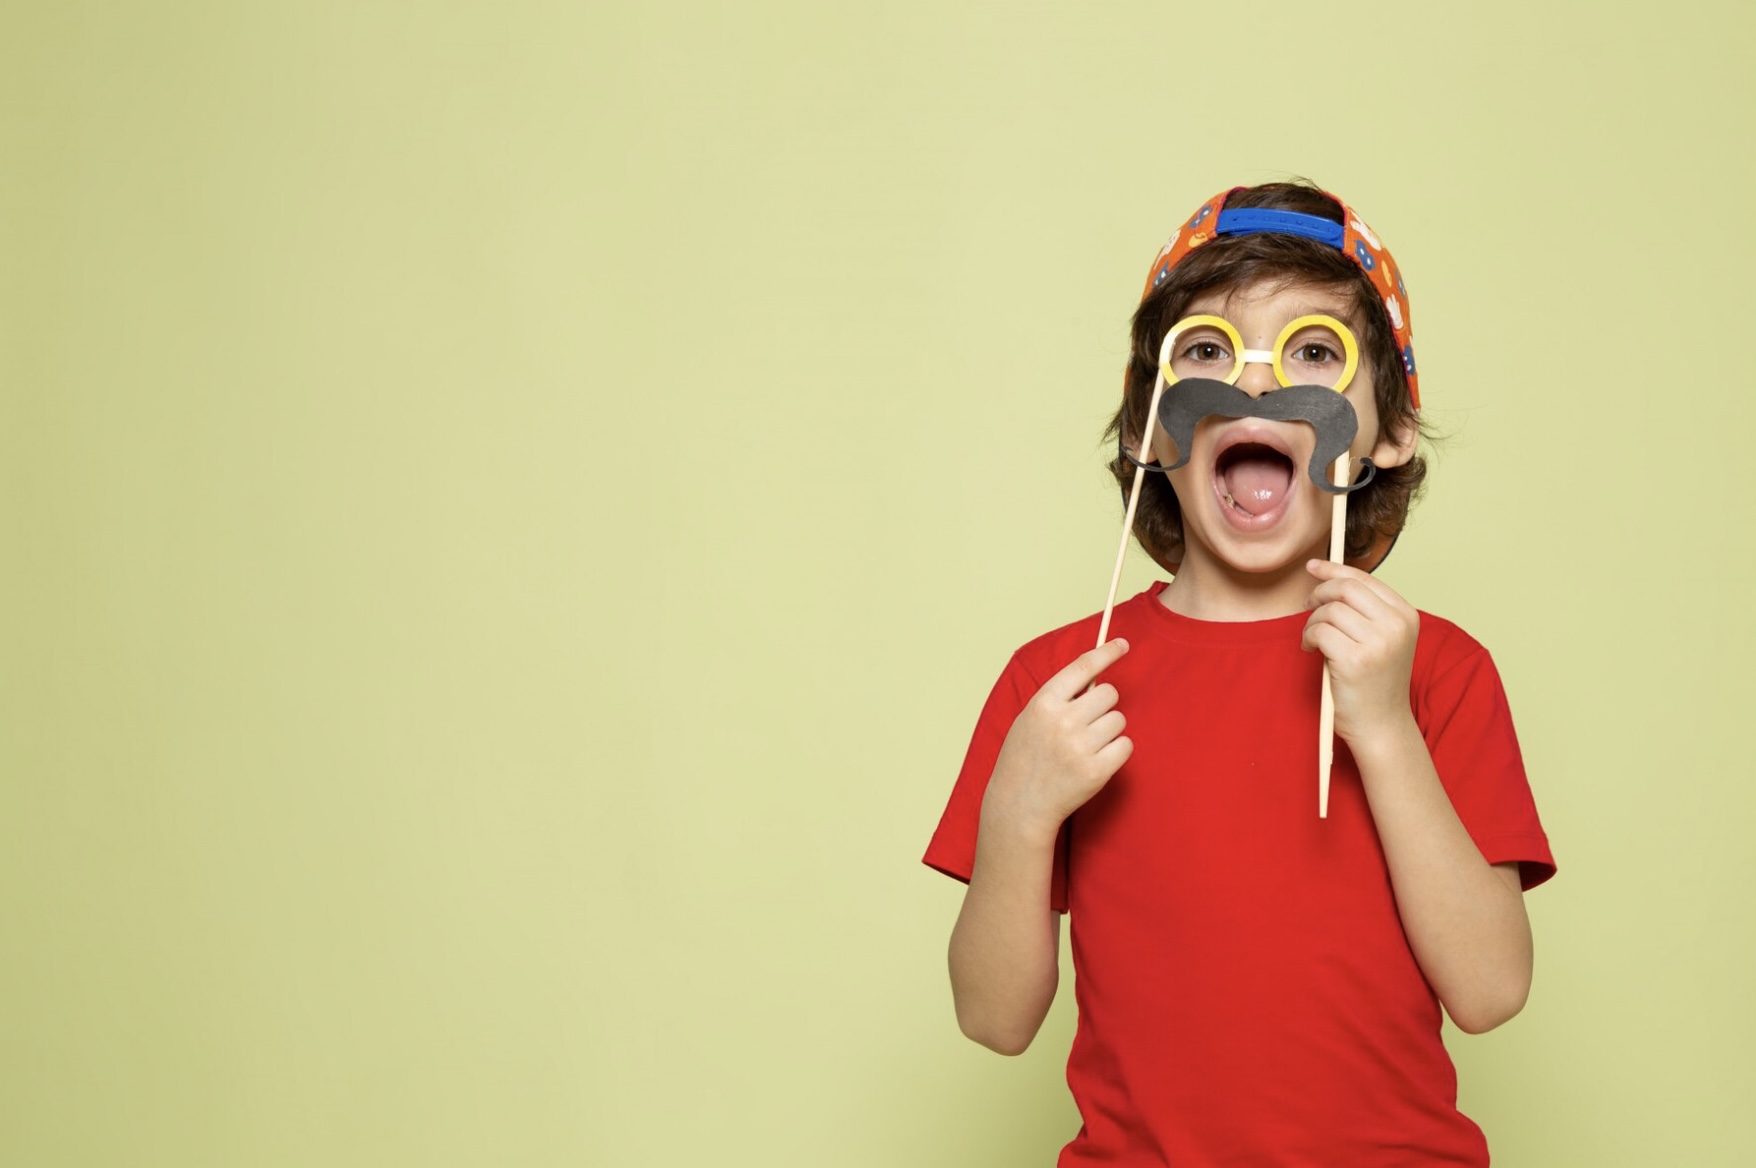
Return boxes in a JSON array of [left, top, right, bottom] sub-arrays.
[[1156, 549, 1321, 623]]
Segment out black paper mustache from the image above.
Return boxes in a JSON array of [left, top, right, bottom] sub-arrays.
[[1121, 378, 1376, 494]]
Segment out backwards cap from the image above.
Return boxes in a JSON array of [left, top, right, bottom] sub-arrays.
[[1140, 187, 1420, 409]]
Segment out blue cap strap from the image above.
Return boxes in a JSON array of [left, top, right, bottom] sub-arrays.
[[1215, 207, 1345, 249]]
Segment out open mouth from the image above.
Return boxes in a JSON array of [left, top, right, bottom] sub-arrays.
[[1214, 438, 1296, 521]]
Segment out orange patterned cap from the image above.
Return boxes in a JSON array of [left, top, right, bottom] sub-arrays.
[[1140, 188, 1420, 409]]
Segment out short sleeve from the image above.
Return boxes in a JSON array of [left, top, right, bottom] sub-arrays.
[[1416, 639, 1557, 890], [923, 652, 1070, 913]]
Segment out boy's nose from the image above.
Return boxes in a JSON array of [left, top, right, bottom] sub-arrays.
[[1236, 355, 1279, 398]]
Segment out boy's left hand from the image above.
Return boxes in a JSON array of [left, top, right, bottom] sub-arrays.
[[1302, 559, 1419, 745]]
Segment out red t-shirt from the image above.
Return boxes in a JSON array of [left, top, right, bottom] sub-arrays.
[[925, 583, 1555, 1166]]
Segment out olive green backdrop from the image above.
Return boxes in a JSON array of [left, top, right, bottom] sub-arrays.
[[4, 2, 1751, 1164]]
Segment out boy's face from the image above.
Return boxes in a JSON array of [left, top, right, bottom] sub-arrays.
[[1147, 277, 1417, 577]]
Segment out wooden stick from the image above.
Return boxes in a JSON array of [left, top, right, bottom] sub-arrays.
[[1097, 372, 1169, 648], [1318, 453, 1348, 818]]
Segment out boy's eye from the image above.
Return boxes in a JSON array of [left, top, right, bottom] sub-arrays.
[[1279, 326, 1354, 388], [1181, 340, 1230, 363], [1271, 315, 1358, 389]]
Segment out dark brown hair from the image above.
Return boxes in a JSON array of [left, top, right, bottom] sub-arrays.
[[1105, 182, 1427, 570]]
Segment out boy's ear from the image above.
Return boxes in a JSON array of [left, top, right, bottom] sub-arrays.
[[1369, 415, 1420, 470]]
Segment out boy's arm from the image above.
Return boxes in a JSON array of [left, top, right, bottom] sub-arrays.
[[1305, 561, 1533, 1035], [948, 817, 1063, 1056], [1344, 726, 1532, 1034], [948, 639, 1133, 1055]]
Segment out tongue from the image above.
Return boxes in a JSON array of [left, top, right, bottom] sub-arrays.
[[1223, 456, 1293, 517]]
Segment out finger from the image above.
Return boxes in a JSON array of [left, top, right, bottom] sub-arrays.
[[1302, 619, 1356, 660], [1048, 638, 1129, 700], [1306, 557, 1368, 584], [1094, 734, 1134, 774], [1071, 680, 1121, 720], [1305, 600, 1374, 647], [1087, 709, 1126, 747], [1307, 576, 1395, 623], [1307, 558, 1408, 611]]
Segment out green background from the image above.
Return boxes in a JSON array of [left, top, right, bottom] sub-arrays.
[[4, 2, 1751, 1164]]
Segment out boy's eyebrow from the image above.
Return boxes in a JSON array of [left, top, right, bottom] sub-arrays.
[[1286, 303, 1369, 333], [1191, 302, 1367, 332], [1284, 300, 1358, 320]]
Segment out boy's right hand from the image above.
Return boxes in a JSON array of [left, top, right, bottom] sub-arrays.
[[982, 638, 1133, 838]]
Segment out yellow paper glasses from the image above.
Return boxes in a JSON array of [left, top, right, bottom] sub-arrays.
[[1158, 314, 1360, 393]]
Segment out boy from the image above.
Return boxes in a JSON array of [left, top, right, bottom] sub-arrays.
[[924, 182, 1555, 1165]]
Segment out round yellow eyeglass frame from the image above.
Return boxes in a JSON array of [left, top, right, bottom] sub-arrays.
[[1156, 313, 1360, 393]]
